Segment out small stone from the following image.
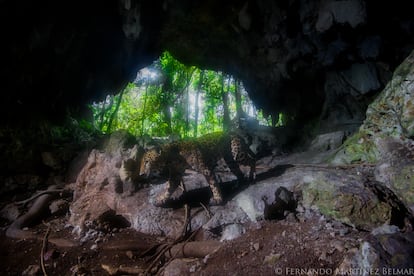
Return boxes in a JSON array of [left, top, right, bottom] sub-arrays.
[[253, 242, 260, 251], [126, 250, 134, 259], [331, 240, 345, 252], [263, 253, 282, 266], [319, 251, 327, 261], [22, 265, 40, 276], [203, 254, 210, 264], [90, 244, 98, 250], [285, 212, 297, 223], [339, 228, 350, 236], [189, 264, 198, 273], [296, 205, 305, 213], [163, 259, 189, 276], [49, 199, 68, 214]]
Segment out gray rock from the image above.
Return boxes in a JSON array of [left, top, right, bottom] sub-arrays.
[[371, 224, 399, 236]]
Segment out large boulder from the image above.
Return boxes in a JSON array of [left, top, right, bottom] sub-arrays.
[[333, 50, 414, 212]]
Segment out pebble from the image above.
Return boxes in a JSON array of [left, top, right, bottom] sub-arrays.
[[22, 265, 40, 276], [126, 250, 134, 259], [331, 241, 345, 252], [263, 253, 282, 265]]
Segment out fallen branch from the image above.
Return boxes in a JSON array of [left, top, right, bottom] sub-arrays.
[[165, 240, 221, 259]]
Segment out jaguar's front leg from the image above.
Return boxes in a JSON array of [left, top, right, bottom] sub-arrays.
[[249, 159, 256, 183], [154, 175, 181, 207], [206, 174, 224, 206]]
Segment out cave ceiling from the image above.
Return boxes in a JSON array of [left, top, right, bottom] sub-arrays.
[[1, 0, 414, 129]]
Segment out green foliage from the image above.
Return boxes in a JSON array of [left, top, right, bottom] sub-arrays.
[[89, 51, 271, 138]]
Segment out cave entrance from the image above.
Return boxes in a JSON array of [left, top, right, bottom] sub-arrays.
[[89, 51, 279, 138]]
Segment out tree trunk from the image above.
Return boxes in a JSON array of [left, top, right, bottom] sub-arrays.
[[185, 79, 190, 137], [161, 76, 173, 135], [234, 78, 244, 123], [222, 73, 231, 131], [183, 69, 195, 137], [194, 70, 204, 137], [107, 88, 125, 133], [140, 83, 149, 136], [98, 96, 111, 130]]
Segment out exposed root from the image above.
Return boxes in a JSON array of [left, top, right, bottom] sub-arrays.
[[16, 189, 70, 207], [143, 181, 221, 275], [40, 223, 51, 276], [180, 180, 191, 239], [143, 203, 194, 275], [199, 202, 212, 219], [155, 228, 214, 276], [6, 185, 77, 248]]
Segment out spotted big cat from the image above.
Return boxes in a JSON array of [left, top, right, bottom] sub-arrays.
[[139, 132, 256, 206]]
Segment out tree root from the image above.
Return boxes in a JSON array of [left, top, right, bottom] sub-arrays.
[[16, 188, 71, 207], [6, 185, 78, 248], [143, 188, 221, 275], [101, 264, 144, 275], [165, 240, 221, 259], [40, 223, 51, 276]]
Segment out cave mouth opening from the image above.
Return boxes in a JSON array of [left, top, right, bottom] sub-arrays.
[[88, 51, 282, 139]]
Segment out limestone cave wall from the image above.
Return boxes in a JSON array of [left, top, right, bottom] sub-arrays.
[[1, 0, 414, 132]]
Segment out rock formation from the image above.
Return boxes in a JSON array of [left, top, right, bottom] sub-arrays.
[[1, 0, 413, 135]]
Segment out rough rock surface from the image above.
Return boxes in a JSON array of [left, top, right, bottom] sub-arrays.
[[333, 49, 414, 212], [2, 0, 414, 186], [338, 226, 414, 273], [69, 138, 411, 241], [2, 0, 414, 134]]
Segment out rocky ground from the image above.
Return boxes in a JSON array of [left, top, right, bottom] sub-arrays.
[[1, 141, 413, 275], [0, 207, 368, 276]]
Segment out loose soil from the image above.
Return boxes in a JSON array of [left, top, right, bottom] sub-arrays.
[[0, 208, 367, 276]]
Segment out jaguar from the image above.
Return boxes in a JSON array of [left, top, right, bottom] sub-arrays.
[[139, 132, 256, 206]]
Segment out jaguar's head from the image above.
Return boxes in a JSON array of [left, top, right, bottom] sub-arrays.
[[139, 148, 162, 178]]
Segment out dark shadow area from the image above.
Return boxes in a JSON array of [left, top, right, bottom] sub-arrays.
[[364, 178, 414, 230], [159, 164, 294, 209], [98, 210, 131, 231], [223, 164, 294, 203]]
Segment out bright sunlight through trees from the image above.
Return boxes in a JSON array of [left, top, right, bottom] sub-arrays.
[[89, 51, 276, 138]]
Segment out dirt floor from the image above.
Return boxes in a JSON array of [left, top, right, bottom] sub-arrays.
[[0, 206, 367, 276]]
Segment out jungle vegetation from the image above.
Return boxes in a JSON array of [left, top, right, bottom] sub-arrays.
[[89, 51, 280, 138]]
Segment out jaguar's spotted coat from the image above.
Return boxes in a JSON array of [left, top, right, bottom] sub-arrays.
[[140, 132, 256, 206]]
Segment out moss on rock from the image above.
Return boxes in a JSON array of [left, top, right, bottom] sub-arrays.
[[332, 50, 414, 165], [302, 173, 392, 230]]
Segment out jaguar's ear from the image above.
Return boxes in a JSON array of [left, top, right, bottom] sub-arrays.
[[150, 146, 161, 156], [146, 144, 160, 153]]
